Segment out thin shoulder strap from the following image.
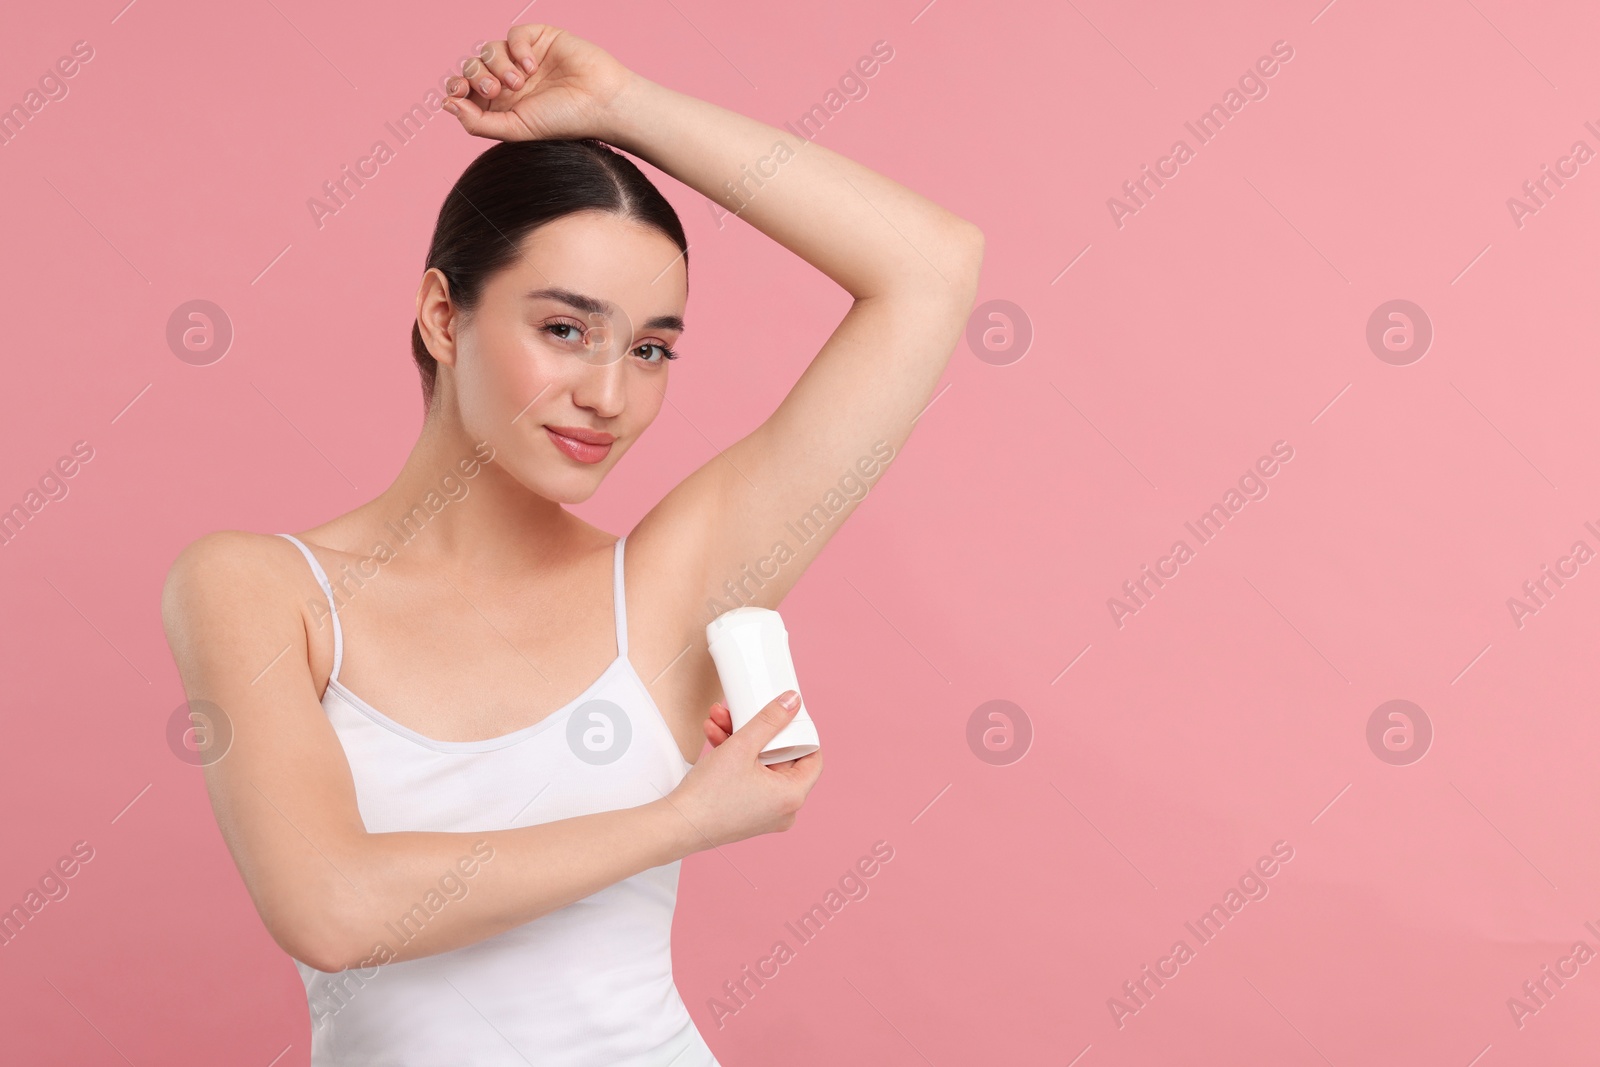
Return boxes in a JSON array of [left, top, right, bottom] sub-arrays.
[[613, 534, 628, 658], [276, 533, 344, 682]]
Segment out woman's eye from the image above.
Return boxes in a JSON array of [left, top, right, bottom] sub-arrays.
[[543, 323, 676, 363], [635, 343, 678, 364]]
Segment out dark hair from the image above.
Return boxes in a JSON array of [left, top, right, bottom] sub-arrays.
[[410, 138, 689, 408]]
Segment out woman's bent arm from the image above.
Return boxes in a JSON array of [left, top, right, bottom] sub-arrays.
[[601, 68, 981, 305], [161, 533, 801, 971], [448, 26, 983, 691], [599, 51, 984, 608]]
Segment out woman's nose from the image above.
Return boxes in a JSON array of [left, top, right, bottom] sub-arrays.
[[572, 348, 628, 417]]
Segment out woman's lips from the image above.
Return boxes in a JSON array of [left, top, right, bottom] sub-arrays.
[[545, 426, 614, 464]]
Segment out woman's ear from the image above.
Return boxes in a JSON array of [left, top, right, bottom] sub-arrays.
[[416, 268, 460, 369]]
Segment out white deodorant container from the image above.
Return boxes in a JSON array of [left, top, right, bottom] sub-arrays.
[[705, 607, 820, 765]]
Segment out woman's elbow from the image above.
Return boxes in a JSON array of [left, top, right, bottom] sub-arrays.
[[898, 222, 984, 306], [261, 890, 367, 973], [956, 220, 985, 264], [931, 218, 984, 293], [271, 915, 359, 974], [952, 222, 985, 297], [288, 938, 352, 975]]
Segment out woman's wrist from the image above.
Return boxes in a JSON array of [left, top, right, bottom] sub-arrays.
[[597, 70, 666, 157], [644, 792, 713, 862]]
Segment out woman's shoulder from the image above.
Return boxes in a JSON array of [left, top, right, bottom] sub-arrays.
[[160, 529, 343, 706], [161, 529, 319, 631], [165, 528, 307, 583]]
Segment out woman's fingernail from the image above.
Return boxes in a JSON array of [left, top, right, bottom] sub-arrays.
[[521, 56, 536, 73], [442, 99, 459, 115], [478, 77, 495, 94], [779, 691, 800, 712]]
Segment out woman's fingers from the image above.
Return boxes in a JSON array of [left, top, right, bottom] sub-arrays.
[[456, 43, 510, 104], [701, 702, 733, 746], [454, 58, 493, 102], [440, 92, 525, 140], [474, 39, 525, 93], [506, 24, 554, 76]]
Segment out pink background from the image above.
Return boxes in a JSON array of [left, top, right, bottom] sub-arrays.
[[3, 0, 1598, 1063]]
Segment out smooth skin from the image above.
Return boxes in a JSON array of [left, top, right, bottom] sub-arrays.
[[162, 24, 983, 975]]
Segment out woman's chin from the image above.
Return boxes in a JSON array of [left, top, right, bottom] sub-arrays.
[[534, 467, 606, 505], [554, 483, 601, 505]]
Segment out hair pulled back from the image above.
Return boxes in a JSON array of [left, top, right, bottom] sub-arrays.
[[410, 138, 688, 408]]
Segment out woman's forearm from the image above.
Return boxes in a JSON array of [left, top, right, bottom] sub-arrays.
[[308, 796, 702, 971], [602, 72, 980, 300]]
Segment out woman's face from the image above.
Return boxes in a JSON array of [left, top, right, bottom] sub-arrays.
[[440, 209, 688, 504]]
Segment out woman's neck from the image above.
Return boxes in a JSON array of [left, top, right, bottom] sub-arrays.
[[335, 399, 593, 577]]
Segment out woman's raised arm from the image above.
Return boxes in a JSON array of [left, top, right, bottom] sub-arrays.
[[448, 26, 984, 612]]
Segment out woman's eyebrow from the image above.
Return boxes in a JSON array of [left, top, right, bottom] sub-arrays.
[[525, 287, 685, 333]]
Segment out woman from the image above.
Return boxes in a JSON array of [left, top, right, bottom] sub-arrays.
[[162, 22, 982, 1065]]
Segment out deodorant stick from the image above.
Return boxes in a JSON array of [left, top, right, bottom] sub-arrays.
[[705, 607, 820, 765]]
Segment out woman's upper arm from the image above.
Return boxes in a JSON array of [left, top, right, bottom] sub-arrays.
[[630, 224, 984, 623], [161, 531, 367, 971]]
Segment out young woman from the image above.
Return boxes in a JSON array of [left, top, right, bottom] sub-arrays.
[[162, 22, 982, 1065]]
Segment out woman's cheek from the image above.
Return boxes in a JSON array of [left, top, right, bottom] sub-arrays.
[[486, 335, 551, 417]]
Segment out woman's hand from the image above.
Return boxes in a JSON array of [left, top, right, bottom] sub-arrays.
[[663, 693, 824, 850], [442, 24, 637, 143]]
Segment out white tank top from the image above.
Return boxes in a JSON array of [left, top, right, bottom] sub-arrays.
[[276, 532, 720, 1067]]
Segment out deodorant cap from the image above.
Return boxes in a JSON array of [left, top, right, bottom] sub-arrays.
[[704, 605, 771, 639]]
